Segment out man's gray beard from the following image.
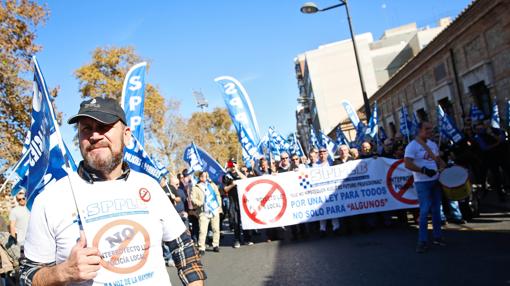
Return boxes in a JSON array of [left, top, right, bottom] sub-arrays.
[[83, 145, 124, 174]]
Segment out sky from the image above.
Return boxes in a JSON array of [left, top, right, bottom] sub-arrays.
[[34, 0, 473, 157]]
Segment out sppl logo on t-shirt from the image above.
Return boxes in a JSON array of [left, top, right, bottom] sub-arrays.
[[85, 199, 148, 220]]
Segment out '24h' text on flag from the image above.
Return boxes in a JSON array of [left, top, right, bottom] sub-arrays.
[[215, 76, 261, 167]]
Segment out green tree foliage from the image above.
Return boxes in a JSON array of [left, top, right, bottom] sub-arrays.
[[186, 108, 241, 167], [74, 46, 166, 138], [0, 0, 48, 175], [149, 105, 242, 174]]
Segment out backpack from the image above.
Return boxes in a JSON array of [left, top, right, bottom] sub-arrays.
[[0, 232, 20, 270]]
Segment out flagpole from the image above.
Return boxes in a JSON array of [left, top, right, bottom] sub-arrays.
[[32, 57, 85, 231]]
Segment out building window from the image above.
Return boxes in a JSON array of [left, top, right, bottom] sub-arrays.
[[469, 81, 491, 118], [438, 97, 456, 124], [416, 108, 429, 122], [389, 122, 396, 138], [434, 62, 447, 83]]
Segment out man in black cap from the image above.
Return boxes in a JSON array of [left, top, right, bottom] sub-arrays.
[[20, 97, 206, 286]]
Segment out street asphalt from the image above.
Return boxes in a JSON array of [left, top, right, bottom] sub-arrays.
[[168, 191, 510, 286]]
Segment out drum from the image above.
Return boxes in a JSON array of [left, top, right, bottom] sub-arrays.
[[439, 166, 471, 201]]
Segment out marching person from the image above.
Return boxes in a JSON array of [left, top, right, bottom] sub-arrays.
[[474, 120, 510, 201], [20, 97, 206, 285], [223, 159, 253, 248], [9, 191, 30, 255], [179, 170, 199, 243], [190, 171, 222, 255], [317, 147, 340, 237], [308, 148, 320, 167], [404, 121, 447, 253], [349, 148, 359, 160], [277, 152, 291, 173]]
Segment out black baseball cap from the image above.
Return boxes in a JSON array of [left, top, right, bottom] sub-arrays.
[[68, 97, 127, 125]]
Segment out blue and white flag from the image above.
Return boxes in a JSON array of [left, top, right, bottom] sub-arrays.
[[353, 122, 367, 148], [268, 132, 282, 161], [257, 135, 269, 160], [399, 105, 413, 140], [335, 127, 350, 148], [318, 131, 336, 159], [183, 142, 204, 174], [365, 102, 378, 138], [124, 135, 168, 182], [288, 133, 305, 157], [437, 105, 463, 143], [195, 145, 226, 185], [309, 128, 319, 151], [341, 100, 360, 130], [237, 125, 260, 167], [470, 104, 485, 122], [491, 102, 501, 128], [12, 139, 77, 196], [183, 143, 226, 184], [23, 57, 76, 209], [215, 76, 261, 145], [410, 113, 419, 136], [121, 62, 147, 146], [268, 127, 290, 154], [10, 151, 30, 195]]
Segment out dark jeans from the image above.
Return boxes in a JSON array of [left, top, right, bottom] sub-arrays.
[[229, 196, 252, 242], [483, 149, 510, 191], [291, 223, 308, 239], [189, 215, 199, 242]]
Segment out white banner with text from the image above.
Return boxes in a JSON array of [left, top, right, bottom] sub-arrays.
[[237, 158, 419, 230]]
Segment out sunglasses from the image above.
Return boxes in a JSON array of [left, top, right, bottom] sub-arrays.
[[292, 158, 299, 161], [17, 198, 26, 202], [281, 157, 289, 160]]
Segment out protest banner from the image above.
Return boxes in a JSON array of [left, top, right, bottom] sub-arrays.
[[237, 158, 418, 230]]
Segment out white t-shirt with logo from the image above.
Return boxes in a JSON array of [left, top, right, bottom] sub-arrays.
[[404, 139, 439, 182], [24, 171, 186, 286], [9, 205, 30, 245]]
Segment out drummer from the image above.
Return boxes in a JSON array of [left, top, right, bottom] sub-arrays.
[[404, 121, 447, 254]]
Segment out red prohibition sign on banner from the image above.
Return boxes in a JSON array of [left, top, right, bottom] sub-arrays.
[[386, 159, 417, 205], [242, 179, 287, 225]]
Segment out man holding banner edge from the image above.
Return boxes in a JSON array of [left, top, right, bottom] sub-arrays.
[[20, 97, 206, 285]]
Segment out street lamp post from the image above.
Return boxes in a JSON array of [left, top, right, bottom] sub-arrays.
[[301, 0, 371, 119]]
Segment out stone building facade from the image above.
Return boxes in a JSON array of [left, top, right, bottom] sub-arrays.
[[371, 0, 510, 137]]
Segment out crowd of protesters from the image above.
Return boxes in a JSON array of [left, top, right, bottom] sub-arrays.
[[162, 118, 510, 257]]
